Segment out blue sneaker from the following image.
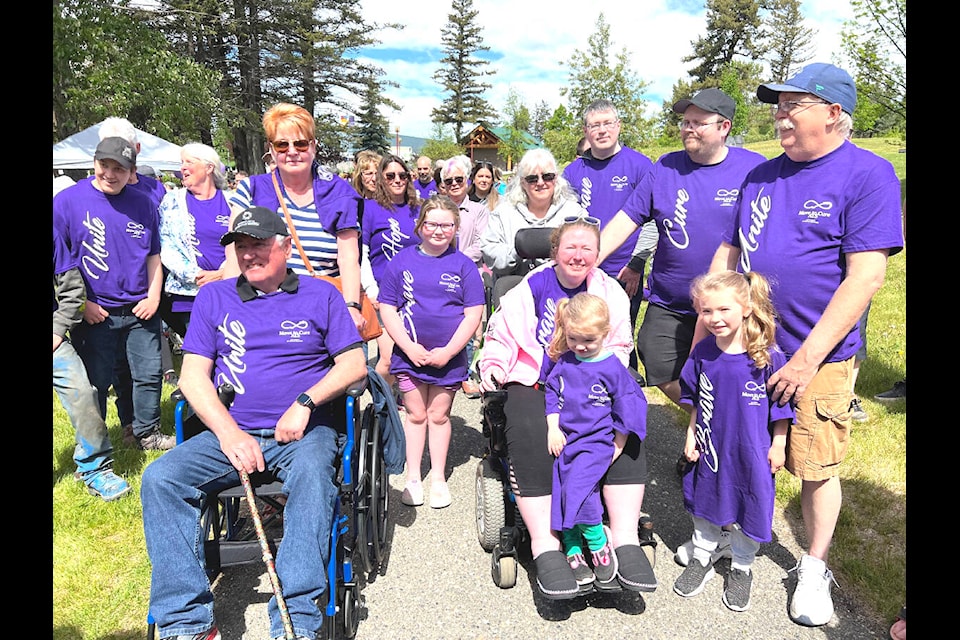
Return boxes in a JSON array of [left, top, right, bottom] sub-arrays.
[[84, 470, 131, 502]]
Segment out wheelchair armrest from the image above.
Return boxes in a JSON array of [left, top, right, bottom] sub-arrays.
[[346, 375, 369, 398]]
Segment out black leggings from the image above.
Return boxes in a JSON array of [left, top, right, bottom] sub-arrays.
[[502, 383, 647, 497]]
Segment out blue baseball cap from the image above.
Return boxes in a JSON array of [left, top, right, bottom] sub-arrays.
[[757, 62, 857, 115]]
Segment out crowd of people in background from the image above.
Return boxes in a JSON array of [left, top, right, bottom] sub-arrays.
[[53, 60, 906, 640]]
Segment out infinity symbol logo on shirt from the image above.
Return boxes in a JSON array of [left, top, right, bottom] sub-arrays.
[[716, 189, 738, 197], [803, 199, 833, 210], [280, 320, 309, 330]]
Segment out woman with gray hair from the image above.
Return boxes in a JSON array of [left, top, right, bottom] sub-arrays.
[[158, 142, 231, 333], [480, 148, 588, 286]]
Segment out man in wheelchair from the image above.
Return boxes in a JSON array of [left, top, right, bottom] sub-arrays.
[[141, 206, 367, 640]]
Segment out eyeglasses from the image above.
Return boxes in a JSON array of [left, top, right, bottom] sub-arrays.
[[523, 172, 557, 184], [271, 139, 311, 153], [442, 176, 465, 186], [585, 120, 619, 132], [421, 221, 456, 232], [680, 119, 721, 131], [384, 171, 409, 181], [770, 100, 829, 116], [563, 214, 601, 226]]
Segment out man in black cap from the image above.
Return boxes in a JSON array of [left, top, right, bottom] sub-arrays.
[[53, 136, 172, 450], [141, 205, 366, 640]]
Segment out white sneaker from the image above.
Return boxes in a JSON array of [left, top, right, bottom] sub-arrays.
[[789, 554, 837, 626], [674, 529, 733, 567]]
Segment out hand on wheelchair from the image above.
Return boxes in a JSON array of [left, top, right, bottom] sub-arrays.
[[478, 368, 504, 393]]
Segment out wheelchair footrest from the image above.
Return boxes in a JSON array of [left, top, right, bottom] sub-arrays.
[[207, 538, 283, 568]]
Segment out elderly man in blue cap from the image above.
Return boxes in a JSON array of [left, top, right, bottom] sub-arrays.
[[706, 63, 904, 626]]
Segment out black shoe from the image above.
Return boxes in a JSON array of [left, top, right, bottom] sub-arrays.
[[874, 379, 906, 403], [673, 558, 714, 597], [722, 567, 753, 612], [567, 553, 595, 587], [534, 550, 579, 600], [615, 544, 658, 592]]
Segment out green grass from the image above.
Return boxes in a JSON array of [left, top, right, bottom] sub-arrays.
[[53, 137, 905, 638]]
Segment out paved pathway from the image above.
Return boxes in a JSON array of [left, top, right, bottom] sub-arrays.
[[211, 390, 887, 640]]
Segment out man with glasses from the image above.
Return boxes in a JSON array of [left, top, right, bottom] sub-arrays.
[[708, 63, 903, 627], [413, 155, 438, 200], [562, 99, 655, 370]]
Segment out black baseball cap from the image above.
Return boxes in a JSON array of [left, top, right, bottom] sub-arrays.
[[673, 88, 736, 121], [219, 206, 289, 246], [94, 137, 137, 170]]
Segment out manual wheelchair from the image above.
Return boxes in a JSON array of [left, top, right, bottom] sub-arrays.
[[146, 369, 394, 640]]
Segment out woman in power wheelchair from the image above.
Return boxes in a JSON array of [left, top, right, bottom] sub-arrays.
[[475, 218, 658, 600]]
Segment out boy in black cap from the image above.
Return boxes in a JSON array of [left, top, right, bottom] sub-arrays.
[[53, 136, 171, 450]]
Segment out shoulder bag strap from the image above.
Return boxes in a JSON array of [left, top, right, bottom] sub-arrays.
[[272, 171, 316, 276]]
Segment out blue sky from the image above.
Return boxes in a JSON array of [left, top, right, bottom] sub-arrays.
[[350, 0, 855, 139]]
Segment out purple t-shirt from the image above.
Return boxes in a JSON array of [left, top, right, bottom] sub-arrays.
[[621, 146, 766, 315], [378, 245, 486, 386], [182, 274, 362, 430], [170, 192, 231, 313], [360, 199, 420, 283], [546, 351, 647, 530], [723, 140, 904, 361], [129, 173, 167, 210], [562, 146, 653, 276], [679, 337, 794, 542], [53, 179, 161, 307], [414, 179, 438, 201], [523, 267, 588, 380]]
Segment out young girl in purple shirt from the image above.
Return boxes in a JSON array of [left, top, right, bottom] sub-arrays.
[[674, 270, 794, 612], [544, 292, 647, 589], [378, 196, 485, 509]]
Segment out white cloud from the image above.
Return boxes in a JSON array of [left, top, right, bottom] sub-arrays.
[[356, 0, 854, 138]]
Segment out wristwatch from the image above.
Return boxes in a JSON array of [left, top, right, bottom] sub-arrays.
[[296, 392, 316, 411], [345, 301, 362, 311]]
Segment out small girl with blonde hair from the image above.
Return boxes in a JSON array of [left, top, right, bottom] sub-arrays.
[[544, 292, 647, 589], [673, 270, 794, 612]]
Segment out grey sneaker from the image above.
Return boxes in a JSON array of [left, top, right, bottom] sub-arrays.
[[849, 397, 868, 422], [675, 529, 733, 567], [673, 558, 715, 597], [722, 567, 753, 611], [590, 542, 618, 585], [789, 554, 837, 626], [568, 552, 595, 586], [138, 428, 176, 451]]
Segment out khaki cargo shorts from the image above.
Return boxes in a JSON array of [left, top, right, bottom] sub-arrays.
[[784, 357, 855, 481]]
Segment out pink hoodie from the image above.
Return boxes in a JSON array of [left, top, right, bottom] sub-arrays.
[[478, 261, 634, 387]]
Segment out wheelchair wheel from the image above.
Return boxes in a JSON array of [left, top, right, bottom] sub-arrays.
[[491, 548, 518, 589], [368, 408, 389, 573], [342, 583, 361, 639], [355, 407, 374, 575], [476, 456, 506, 552]]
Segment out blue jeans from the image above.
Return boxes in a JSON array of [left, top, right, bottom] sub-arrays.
[[73, 310, 163, 438], [141, 425, 340, 639], [52, 339, 114, 478]]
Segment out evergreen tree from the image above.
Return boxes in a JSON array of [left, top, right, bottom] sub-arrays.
[[353, 76, 395, 155], [683, 0, 766, 84], [762, 0, 816, 82], [562, 13, 655, 149], [431, 0, 497, 141]]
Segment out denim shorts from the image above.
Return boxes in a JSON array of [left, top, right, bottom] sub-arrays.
[[785, 357, 855, 481]]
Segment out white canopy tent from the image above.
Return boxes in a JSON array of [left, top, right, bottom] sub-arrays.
[[52, 120, 183, 172]]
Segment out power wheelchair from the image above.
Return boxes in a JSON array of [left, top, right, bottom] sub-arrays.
[[473, 226, 657, 593], [146, 369, 394, 640]]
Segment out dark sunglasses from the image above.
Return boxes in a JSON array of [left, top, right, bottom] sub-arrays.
[[271, 139, 311, 153], [523, 172, 557, 184], [442, 175, 466, 186], [384, 171, 410, 181]]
